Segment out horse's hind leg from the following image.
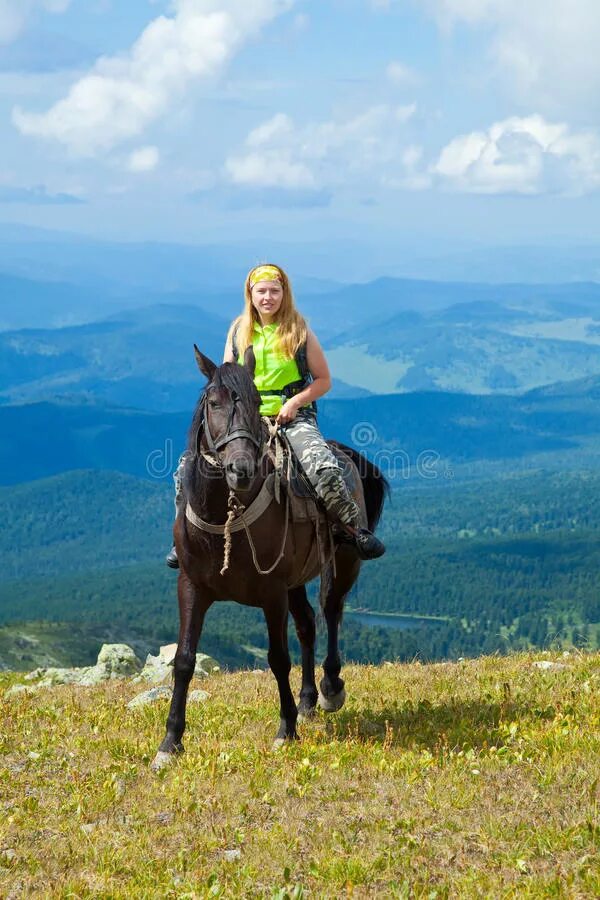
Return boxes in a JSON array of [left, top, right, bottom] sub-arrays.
[[289, 586, 318, 720], [152, 575, 212, 771], [319, 552, 360, 713], [263, 591, 298, 749]]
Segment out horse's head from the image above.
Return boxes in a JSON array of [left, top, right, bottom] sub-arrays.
[[193, 345, 262, 492]]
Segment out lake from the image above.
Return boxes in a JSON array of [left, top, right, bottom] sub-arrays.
[[346, 611, 441, 631]]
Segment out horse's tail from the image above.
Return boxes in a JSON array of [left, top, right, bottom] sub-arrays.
[[334, 442, 389, 531]]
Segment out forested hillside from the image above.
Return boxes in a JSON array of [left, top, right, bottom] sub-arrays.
[[2, 468, 598, 670]]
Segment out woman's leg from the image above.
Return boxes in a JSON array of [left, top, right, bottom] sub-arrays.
[[166, 451, 190, 568], [282, 411, 385, 559], [282, 412, 361, 527]]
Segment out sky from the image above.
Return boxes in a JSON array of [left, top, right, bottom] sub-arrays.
[[1, 0, 600, 252]]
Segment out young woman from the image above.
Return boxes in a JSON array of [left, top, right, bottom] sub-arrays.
[[166, 263, 385, 566]]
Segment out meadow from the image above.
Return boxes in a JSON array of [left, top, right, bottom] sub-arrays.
[[1, 650, 599, 897]]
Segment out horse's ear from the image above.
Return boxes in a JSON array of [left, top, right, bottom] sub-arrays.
[[194, 344, 217, 381], [243, 345, 256, 380]]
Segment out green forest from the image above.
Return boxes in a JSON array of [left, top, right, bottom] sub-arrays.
[[1, 466, 599, 669]]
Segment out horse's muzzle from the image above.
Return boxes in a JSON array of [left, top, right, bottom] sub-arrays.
[[225, 458, 255, 492]]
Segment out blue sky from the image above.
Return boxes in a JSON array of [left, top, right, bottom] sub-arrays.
[[1, 0, 600, 252]]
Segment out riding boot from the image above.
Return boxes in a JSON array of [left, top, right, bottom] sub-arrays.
[[166, 545, 179, 569], [317, 470, 386, 560], [333, 524, 386, 560]]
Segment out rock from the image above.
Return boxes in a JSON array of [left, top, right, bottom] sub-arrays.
[[195, 653, 220, 677], [532, 660, 570, 671], [133, 648, 220, 684], [4, 684, 39, 698], [155, 811, 173, 825], [127, 686, 172, 708], [23, 668, 45, 681], [0, 848, 16, 862], [96, 643, 142, 677], [133, 653, 170, 685], [159, 643, 178, 665], [223, 849, 241, 862], [188, 689, 209, 703], [34, 643, 142, 687], [36, 665, 97, 687]]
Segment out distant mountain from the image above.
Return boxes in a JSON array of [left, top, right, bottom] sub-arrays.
[[5, 275, 600, 404], [323, 288, 600, 394], [525, 373, 600, 401], [5, 372, 600, 485], [0, 305, 227, 410], [0, 304, 372, 410], [0, 224, 344, 297]]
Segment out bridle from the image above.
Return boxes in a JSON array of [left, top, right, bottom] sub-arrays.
[[196, 387, 263, 465]]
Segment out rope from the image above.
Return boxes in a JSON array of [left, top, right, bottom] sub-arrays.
[[239, 488, 291, 576], [220, 493, 241, 576], [265, 417, 283, 504]]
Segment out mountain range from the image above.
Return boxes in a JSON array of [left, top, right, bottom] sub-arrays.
[[4, 276, 600, 404], [3, 369, 600, 486]]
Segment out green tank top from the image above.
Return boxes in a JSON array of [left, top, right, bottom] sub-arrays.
[[249, 322, 302, 416]]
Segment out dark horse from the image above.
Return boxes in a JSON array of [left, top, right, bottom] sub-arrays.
[[152, 347, 388, 770]]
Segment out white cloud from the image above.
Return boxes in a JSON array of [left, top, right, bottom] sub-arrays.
[[386, 60, 419, 87], [225, 103, 418, 191], [12, 0, 294, 156], [0, 0, 72, 45], [422, 0, 600, 113], [226, 153, 315, 189], [432, 115, 600, 195], [127, 146, 160, 173]]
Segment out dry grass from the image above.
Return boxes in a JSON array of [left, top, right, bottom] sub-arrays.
[[1, 650, 599, 898]]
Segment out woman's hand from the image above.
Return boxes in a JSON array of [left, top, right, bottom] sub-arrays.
[[276, 397, 301, 425]]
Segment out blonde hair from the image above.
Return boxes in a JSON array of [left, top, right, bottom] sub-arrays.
[[228, 263, 307, 360]]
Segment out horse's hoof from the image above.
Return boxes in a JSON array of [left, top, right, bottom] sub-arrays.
[[297, 706, 317, 723], [150, 750, 175, 772], [318, 687, 346, 713], [272, 731, 298, 750]]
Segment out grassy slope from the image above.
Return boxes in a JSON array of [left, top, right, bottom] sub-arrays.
[[1, 651, 599, 898]]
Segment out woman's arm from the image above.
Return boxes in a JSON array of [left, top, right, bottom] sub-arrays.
[[276, 329, 332, 424], [223, 337, 235, 363], [223, 322, 237, 363]]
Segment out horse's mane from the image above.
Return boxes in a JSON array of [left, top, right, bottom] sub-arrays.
[[187, 362, 260, 455]]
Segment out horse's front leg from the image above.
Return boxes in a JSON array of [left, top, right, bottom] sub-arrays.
[[151, 574, 212, 771], [263, 590, 298, 749]]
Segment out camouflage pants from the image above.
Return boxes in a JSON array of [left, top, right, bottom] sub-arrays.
[[173, 411, 360, 527], [174, 453, 188, 514], [281, 410, 360, 527]]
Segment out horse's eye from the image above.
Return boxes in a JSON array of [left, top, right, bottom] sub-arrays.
[[231, 391, 239, 403], [208, 400, 221, 410]]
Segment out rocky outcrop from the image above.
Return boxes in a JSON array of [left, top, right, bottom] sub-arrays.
[[2, 642, 221, 700], [23, 643, 143, 687], [133, 642, 220, 685]]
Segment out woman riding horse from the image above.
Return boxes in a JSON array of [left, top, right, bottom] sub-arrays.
[[166, 263, 385, 563], [152, 265, 387, 768]]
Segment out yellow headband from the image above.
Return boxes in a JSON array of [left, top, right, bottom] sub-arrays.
[[249, 265, 282, 288]]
